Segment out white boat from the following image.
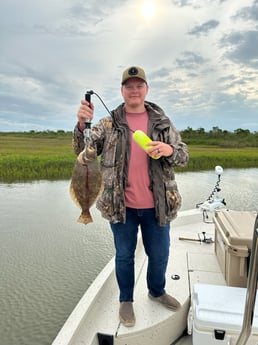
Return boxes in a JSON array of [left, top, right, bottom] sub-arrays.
[[52, 167, 258, 345]]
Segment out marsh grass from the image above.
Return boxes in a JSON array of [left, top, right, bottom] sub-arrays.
[[0, 134, 75, 182], [1, 133, 258, 182], [180, 146, 258, 172]]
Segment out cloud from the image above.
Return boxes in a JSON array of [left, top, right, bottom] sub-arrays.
[[233, 0, 258, 22], [175, 51, 207, 69], [172, 0, 191, 7], [0, 0, 258, 132], [221, 31, 258, 67], [188, 20, 220, 36], [172, 0, 227, 9]]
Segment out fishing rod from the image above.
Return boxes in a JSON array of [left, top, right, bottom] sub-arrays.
[[83, 90, 94, 142], [179, 231, 214, 244], [83, 89, 112, 142]]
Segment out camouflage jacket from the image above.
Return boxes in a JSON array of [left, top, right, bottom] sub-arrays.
[[73, 101, 189, 226]]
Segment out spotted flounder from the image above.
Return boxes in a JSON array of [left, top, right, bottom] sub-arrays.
[[70, 147, 102, 224]]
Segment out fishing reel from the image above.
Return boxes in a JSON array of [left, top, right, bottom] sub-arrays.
[[196, 166, 227, 222]]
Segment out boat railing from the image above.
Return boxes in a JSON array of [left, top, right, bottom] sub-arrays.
[[235, 214, 258, 345]]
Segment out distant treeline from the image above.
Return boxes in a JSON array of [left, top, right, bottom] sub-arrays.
[[0, 130, 72, 138], [1, 127, 257, 147], [180, 127, 258, 147]]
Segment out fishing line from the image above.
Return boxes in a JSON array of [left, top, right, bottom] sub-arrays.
[[86, 90, 113, 117], [87, 90, 159, 158], [87, 89, 135, 133]]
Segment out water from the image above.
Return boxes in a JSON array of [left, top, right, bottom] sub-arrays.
[[0, 168, 257, 345]]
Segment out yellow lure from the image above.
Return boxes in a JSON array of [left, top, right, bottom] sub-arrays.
[[132, 130, 160, 159]]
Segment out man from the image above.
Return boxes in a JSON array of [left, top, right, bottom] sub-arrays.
[[73, 66, 189, 327]]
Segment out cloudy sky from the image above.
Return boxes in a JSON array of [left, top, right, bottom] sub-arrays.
[[1, 0, 258, 132]]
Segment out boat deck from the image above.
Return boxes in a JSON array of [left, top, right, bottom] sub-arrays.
[[52, 210, 257, 345], [112, 210, 226, 345]]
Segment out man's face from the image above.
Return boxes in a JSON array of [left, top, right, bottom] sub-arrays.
[[121, 78, 149, 109]]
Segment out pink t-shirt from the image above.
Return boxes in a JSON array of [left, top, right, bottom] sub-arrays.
[[125, 111, 154, 208]]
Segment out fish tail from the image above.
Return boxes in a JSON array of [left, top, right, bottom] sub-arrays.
[[77, 212, 93, 225]]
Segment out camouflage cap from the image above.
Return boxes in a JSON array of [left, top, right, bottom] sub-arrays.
[[121, 66, 147, 84]]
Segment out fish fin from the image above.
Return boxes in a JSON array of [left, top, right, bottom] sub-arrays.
[[70, 184, 81, 209], [78, 212, 93, 225]]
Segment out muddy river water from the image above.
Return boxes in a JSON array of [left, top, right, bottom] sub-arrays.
[[1, 168, 258, 345]]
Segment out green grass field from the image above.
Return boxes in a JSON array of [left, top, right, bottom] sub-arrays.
[[183, 146, 258, 171], [0, 133, 258, 182], [0, 134, 75, 182]]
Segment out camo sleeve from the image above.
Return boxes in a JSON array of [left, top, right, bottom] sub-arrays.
[[161, 122, 189, 168], [73, 123, 85, 155], [168, 124, 189, 167]]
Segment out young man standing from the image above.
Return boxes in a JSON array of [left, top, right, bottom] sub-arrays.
[[73, 66, 189, 327]]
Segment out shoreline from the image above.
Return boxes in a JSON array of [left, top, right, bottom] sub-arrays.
[[1, 133, 258, 182]]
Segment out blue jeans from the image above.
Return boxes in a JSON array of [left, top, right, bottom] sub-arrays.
[[110, 207, 170, 302]]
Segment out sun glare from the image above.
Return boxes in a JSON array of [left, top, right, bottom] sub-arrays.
[[141, 1, 156, 19]]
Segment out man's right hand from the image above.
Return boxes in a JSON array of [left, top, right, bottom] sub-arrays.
[[77, 100, 94, 130]]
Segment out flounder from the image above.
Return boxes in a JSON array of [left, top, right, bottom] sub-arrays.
[[70, 147, 102, 224]]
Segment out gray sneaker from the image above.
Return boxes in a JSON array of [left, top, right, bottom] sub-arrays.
[[148, 293, 181, 311], [119, 302, 135, 327]]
